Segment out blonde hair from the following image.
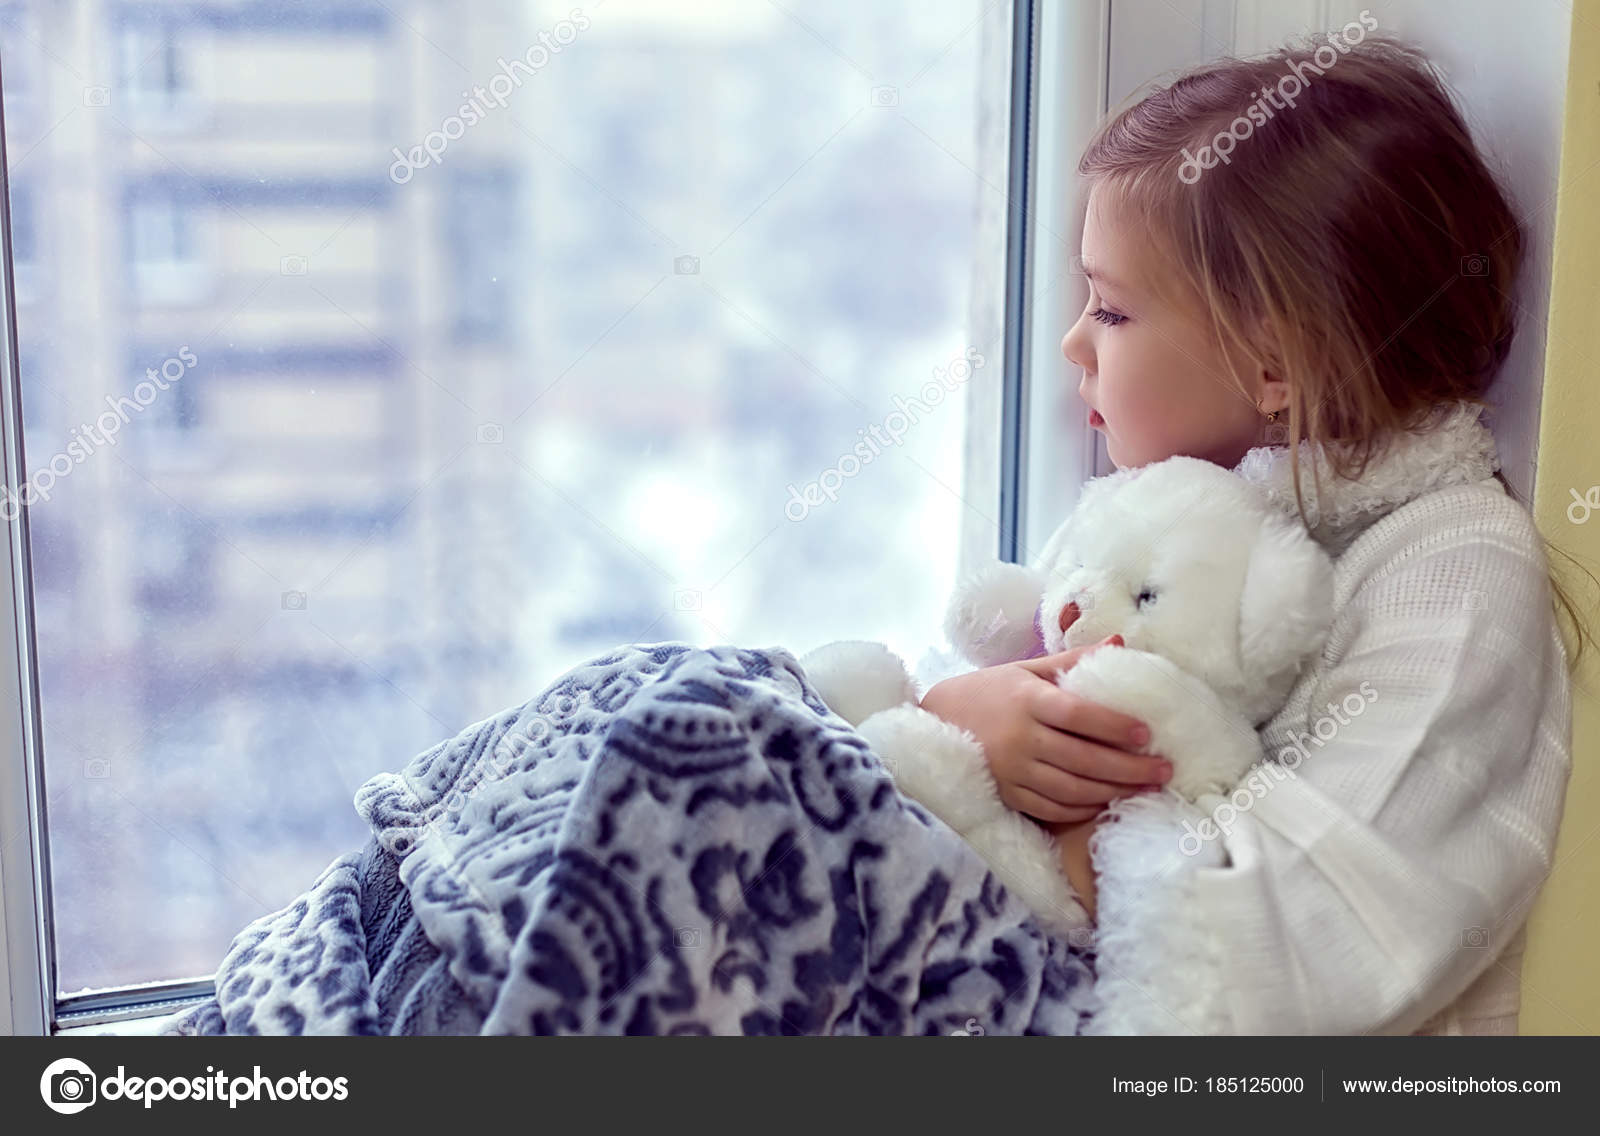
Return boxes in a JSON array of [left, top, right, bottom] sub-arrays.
[[1078, 34, 1596, 667]]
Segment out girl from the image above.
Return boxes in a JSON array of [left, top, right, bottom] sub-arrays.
[[921, 34, 1586, 1034], [167, 34, 1584, 1040]]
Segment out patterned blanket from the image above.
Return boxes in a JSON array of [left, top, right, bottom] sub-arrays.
[[157, 643, 1099, 1036]]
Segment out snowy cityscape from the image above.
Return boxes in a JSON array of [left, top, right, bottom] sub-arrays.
[[0, 0, 1013, 993]]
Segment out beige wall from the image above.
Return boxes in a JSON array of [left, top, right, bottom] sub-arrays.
[[1521, 0, 1600, 1035]]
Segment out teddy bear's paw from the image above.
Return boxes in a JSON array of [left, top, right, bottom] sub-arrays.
[[1060, 648, 1261, 801], [962, 815, 1091, 939], [855, 704, 1003, 833], [856, 707, 1092, 942], [797, 640, 917, 728]]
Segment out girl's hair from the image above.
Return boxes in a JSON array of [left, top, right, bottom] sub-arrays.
[[1078, 33, 1596, 669]]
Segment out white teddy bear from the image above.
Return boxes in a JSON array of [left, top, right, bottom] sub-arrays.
[[800, 456, 1336, 946]]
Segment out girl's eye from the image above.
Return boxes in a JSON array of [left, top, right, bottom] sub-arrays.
[[1090, 307, 1127, 327]]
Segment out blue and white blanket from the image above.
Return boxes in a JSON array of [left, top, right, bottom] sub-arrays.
[[158, 643, 1098, 1035]]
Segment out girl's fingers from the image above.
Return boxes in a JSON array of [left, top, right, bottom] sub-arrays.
[[1014, 640, 1111, 681], [1008, 786, 1101, 825], [1029, 683, 1149, 753], [1022, 752, 1145, 805], [1031, 725, 1172, 787]]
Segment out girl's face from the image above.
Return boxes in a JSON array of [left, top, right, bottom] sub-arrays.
[[1061, 185, 1284, 470]]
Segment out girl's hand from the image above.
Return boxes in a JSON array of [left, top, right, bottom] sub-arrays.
[[918, 636, 1172, 823]]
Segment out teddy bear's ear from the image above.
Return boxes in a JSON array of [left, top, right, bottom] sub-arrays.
[[1028, 514, 1076, 575], [1047, 467, 1141, 557], [1027, 465, 1143, 576], [1236, 515, 1336, 716]]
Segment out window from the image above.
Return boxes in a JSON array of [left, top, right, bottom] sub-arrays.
[[119, 22, 186, 107], [125, 189, 216, 306], [2, 0, 1085, 1032], [116, 13, 209, 129], [446, 166, 519, 345], [7, 177, 34, 304]]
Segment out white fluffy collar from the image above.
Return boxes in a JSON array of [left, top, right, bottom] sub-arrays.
[[1232, 400, 1502, 552]]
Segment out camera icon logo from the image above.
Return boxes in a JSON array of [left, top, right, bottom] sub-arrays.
[[1460, 926, 1490, 949], [1263, 422, 1290, 446], [673, 255, 699, 275], [674, 926, 702, 948], [674, 589, 702, 611], [1460, 254, 1488, 277], [280, 255, 308, 276], [40, 1057, 97, 1114], [83, 759, 111, 780], [1462, 589, 1488, 611], [281, 590, 307, 611], [83, 86, 109, 107], [870, 85, 900, 107], [478, 423, 503, 444]]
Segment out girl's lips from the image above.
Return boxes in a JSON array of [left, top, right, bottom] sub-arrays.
[[1088, 407, 1105, 427]]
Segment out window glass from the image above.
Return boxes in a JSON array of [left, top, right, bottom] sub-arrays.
[[0, 0, 1011, 996]]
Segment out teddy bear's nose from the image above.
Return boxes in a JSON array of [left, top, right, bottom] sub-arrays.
[[1058, 601, 1080, 633]]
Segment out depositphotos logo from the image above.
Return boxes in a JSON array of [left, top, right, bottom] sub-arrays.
[[39, 1056, 350, 1112]]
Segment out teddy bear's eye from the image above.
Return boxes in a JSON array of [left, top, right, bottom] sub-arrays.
[[1136, 586, 1158, 608]]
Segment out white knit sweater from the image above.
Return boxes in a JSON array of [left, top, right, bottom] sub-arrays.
[[1175, 400, 1573, 1034]]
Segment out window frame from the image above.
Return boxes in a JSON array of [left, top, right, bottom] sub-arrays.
[[0, 44, 52, 1037]]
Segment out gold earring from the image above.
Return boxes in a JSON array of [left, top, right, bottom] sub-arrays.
[[1257, 398, 1279, 423]]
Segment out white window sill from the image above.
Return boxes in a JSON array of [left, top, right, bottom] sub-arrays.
[[54, 1001, 207, 1037], [55, 1013, 178, 1037]]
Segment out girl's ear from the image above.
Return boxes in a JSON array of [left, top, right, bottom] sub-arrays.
[[1249, 318, 1290, 416], [1256, 366, 1290, 416]]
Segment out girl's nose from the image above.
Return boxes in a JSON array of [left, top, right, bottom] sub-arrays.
[[1058, 601, 1079, 633], [1061, 323, 1091, 371]]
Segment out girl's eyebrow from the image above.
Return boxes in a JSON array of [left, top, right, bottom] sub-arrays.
[[1082, 265, 1132, 293]]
